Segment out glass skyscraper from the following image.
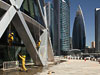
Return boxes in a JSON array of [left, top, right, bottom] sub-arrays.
[[95, 8, 100, 52], [60, 0, 70, 54], [53, 0, 60, 55], [53, 0, 70, 55], [72, 5, 86, 51]]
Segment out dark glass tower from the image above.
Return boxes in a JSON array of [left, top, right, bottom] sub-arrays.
[[72, 5, 86, 51], [95, 8, 100, 52], [53, 0, 60, 55], [53, 0, 70, 55]]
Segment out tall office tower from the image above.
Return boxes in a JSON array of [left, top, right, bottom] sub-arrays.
[[72, 5, 86, 51], [53, 0, 60, 55], [95, 8, 100, 52], [53, 0, 70, 55], [60, 0, 70, 55]]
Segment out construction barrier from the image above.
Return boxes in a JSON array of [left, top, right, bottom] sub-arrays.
[[3, 61, 19, 71]]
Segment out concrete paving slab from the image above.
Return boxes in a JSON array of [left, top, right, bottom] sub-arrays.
[[40, 60, 100, 75]]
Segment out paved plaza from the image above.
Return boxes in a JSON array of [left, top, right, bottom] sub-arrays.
[[1, 60, 100, 75], [40, 60, 100, 75]]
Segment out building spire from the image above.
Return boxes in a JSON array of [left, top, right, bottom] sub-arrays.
[[78, 5, 81, 11], [76, 5, 83, 16]]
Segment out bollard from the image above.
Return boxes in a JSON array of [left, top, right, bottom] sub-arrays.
[[95, 59, 96, 61], [77, 57, 79, 60], [84, 58, 86, 61]]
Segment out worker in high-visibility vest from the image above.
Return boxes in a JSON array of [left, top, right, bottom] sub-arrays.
[[36, 40, 41, 50], [8, 32, 14, 46], [19, 55, 27, 71]]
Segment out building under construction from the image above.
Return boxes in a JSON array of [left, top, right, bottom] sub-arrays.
[[0, 0, 54, 68]]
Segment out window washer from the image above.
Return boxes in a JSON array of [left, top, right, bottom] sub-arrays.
[[19, 55, 27, 72], [8, 32, 14, 46], [36, 40, 41, 50]]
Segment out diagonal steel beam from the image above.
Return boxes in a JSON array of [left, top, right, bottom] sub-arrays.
[[9, 0, 24, 9], [47, 34, 54, 62], [0, 0, 10, 10], [12, 10, 45, 66], [39, 29, 48, 65], [37, 0, 46, 28], [0, 6, 17, 38], [15, 0, 24, 9]]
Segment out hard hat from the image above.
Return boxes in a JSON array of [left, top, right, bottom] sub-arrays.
[[11, 33, 14, 35], [23, 55, 26, 58]]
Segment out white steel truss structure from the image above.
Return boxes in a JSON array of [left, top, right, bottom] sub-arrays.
[[0, 0, 54, 66]]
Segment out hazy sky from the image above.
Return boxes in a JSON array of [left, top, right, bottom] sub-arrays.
[[45, 0, 100, 46]]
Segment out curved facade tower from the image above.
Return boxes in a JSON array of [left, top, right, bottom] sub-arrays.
[[72, 5, 86, 50]]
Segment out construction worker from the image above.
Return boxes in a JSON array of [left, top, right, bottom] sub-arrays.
[[36, 40, 41, 50], [8, 32, 14, 46], [19, 55, 27, 71]]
